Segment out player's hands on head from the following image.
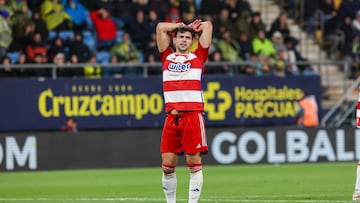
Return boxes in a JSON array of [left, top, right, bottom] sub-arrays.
[[188, 19, 202, 32]]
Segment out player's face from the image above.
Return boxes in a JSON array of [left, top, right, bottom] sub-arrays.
[[174, 31, 193, 53]]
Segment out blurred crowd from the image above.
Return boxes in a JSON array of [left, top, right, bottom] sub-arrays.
[[0, 0, 330, 78]]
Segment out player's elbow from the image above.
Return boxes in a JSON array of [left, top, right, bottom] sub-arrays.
[[156, 23, 167, 33], [202, 21, 213, 32]]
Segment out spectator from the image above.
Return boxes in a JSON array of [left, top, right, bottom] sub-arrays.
[[15, 52, 29, 77], [181, 7, 196, 25], [47, 36, 66, 62], [67, 53, 78, 64], [83, 54, 101, 78], [322, 14, 343, 59], [67, 31, 91, 62], [223, 0, 241, 24], [144, 52, 161, 76], [9, 19, 35, 52], [205, 50, 229, 74], [0, 55, 16, 77], [25, 32, 47, 62], [62, 0, 90, 31], [128, 9, 152, 51], [258, 53, 273, 76], [54, 52, 82, 77], [0, 10, 12, 58], [295, 89, 319, 127], [148, 0, 170, 20], [102, 55, 124, 78], [89, 7, 117, 51], [213, 8, 239, 39], [31, 10, 49, 42], [143, 33, 159, 62], [237, 31, 253, 60], [339, 15, 355, 57], [282, 0, 296, 18], [237, 0, 253, 17], [31, 53, 50, 78], [215, 29, 242, 62], [199, 0, 222, 17], [242, 52, 261, 75], [269, 11, 290, 39], [252, 29, 276, 58], [274, 49, 291, 77], [147, 9, 160, 32], [164, 7, 181, 23], [27, 0, 43, 11], [337, 0, 360, 23], [303, 0, 322, 36], [235, 10, 253, 42], [347, 34, 360, 78], [179, 0, 198, 20], [352, 10, 360, 35], [61, 117, 78, 132], [249, 11, 266, 39], [283, 36, 303, 74], [8, 0, 30, 26], [107, 0, 134, 30], [110, 31, 141, 63], [271, 31, 286, 53], [40, 0, 72, 31], [320, 0, 338, 25]]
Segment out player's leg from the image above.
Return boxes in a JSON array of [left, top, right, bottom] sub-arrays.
[[182, 112, 208, 203], [162, 152, 179, 203], [186, 153, 203, 203], [161, 115, 182, 203], [353, 161, 360, 200]]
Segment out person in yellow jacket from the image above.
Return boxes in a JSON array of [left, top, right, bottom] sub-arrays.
[[83, 55, 101, 78], [295, 89, 319, 127]]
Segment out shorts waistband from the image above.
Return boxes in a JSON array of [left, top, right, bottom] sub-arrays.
[[167, 110, 203, 118]]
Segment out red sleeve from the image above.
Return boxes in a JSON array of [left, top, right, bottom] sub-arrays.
[[89, 10, 100, 22], [159, 46, 174, 62], [192, 42, 209, 63]]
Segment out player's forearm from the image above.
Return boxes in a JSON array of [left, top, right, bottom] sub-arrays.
[[198, 21, 213, 48], [197, 21, 213, 33], [156, 22, 183, 34]]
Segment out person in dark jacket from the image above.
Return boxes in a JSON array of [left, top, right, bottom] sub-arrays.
[[67, 31, 91, 62]]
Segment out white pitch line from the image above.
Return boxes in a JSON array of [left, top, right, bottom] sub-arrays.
[[0, 198, 355, 202]]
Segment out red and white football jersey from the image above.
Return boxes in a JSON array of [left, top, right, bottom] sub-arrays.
[[159, 43, 209, 113]]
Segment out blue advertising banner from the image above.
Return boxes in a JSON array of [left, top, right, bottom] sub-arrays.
[[0, 75, 321, 131]]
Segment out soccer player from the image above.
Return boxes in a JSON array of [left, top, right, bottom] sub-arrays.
[[353, 92, 360, 200], [156, 19, 213, 203]]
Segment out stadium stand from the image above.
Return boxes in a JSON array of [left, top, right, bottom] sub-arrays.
[[0, 0, 354, 82]]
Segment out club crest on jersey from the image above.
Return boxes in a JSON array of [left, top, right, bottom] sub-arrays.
[[168, 63, 191, 72]]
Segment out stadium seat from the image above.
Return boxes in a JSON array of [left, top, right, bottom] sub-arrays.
[[59, 30, 74, 41], [96, 51, 110, 64], [48, 31, 57, 41], [83, 30, 97, 52], [116, 30, 124, 42], [6, 52, 20, 64], [138, 51, 144, 63]]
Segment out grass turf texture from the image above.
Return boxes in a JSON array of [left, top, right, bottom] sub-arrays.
[[0, 162, 356, 203]]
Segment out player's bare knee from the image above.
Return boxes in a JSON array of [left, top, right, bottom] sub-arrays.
[[187, 163, 202, 173], [162, 164, 176, 174]]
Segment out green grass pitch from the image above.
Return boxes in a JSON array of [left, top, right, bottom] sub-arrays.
[[0, 162, 357, 203]]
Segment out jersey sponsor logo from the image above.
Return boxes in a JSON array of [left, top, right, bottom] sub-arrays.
[[168, 63, 191, 72]]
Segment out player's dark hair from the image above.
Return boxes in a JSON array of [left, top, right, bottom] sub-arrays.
[[174, 26, 196, 38]]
